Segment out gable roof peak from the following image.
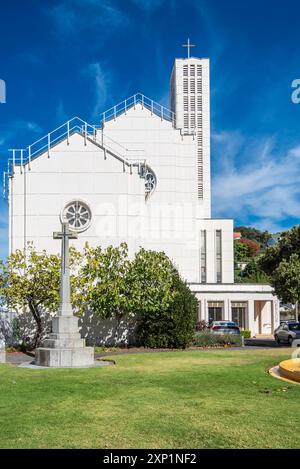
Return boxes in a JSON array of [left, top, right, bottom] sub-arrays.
[[100, 93, 175, 127]]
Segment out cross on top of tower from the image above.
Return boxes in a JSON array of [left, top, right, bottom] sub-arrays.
[[182, 38, 196, 58]]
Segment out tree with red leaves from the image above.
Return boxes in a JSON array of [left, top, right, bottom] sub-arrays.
[[239, 238, 260, 257]]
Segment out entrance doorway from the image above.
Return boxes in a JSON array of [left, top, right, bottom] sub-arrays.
[[254, 300, 273, 335]]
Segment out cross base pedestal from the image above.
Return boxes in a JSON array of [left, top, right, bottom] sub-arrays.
[[35, 315, 94, 368], [35, 346, 94, 368]]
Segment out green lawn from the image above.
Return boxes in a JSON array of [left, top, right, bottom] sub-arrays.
[[0, 348, 299, 448]]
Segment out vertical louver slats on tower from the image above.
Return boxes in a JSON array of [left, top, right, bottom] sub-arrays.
[[180, 61, 205, 199]]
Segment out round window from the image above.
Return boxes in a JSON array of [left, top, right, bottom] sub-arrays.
[[61, 200, 92, 232], [143, 166, 156, 194]]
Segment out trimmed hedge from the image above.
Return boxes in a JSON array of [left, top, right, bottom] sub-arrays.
[[240, 330, 251, 339], [194, 331, 242, 347]]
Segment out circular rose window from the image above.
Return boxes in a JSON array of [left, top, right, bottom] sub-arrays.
[[145, 169, 156, 193], [61, 200, 92, 232], [142, 166, 156, 194]]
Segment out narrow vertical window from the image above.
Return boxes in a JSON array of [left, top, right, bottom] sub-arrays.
[[201, 230, 206, 283], [216, 230, 222, 283], [197, 301, 201, 321]]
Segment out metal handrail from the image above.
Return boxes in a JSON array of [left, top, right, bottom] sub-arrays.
[[4, 122, 146, 199], [100, 93, 175, 126], [3, 93, 176, 199]]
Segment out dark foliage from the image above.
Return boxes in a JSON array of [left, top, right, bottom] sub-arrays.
[[234, 226, 272, 247], [136, 271, 197, 349]]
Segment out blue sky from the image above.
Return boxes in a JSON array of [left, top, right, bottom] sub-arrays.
[[0, 0, 300, 258]]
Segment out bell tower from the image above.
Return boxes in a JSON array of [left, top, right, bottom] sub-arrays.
[[170, 41, 211, 218]]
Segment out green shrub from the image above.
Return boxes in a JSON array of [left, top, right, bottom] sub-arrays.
[[217, 334, 242, 346], [195, 320, 208, 331], [194, 332, 242, 347], [194, 331, 219, 346], [5, 346, 19, 353], [240, 330, 251, 339], [94, 346, 123, 353], [136, 271, 197, 349]]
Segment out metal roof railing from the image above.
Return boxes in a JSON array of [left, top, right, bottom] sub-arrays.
[[100, 93, 176, 127], [3, 93, 176, 199], [3, 117, 147, 199]]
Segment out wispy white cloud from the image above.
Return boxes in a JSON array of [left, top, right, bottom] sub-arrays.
[[83, 62, 110, 117], [56, 100, 68, 123], [25, 122, 42, 133], [157, 90, 170, 108], [48, 0, 128, 36], [0, 121, 42, 149], [212, 131, 300, 232], [0, 131, 14, 148]]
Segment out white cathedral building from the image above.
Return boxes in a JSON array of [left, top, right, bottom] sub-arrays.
[[5, 51, 279, 339]]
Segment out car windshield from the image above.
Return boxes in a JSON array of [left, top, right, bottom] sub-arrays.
[[288, 323, 300, 331]]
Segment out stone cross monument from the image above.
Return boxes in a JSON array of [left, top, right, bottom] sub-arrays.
[[53, 223, 77, 317], [35, 222, 94, 367]]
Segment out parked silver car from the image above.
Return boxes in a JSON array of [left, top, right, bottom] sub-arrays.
[[274, 322, 300, 345], [210, 321, 240, 335]]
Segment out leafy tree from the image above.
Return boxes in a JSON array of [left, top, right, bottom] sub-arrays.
[[166, 272, 198, 348], [239, 238, 260, 257], [234, 241, 251, 261], [259, 226, 300, 275], [271, 254, 300, 305], [234, 269, 243, 283], [78, 244, 197, 348], [0, 245, 60, 347], [128, 248, 175, 319], [1, 241, 198, 350], [240, 258, 269, 284], [136, 267, 197, 349], [77, 245, 177, 323], [75, 242, 131, 321], [0, 244, 81, 347], [259, 226, 300, 306], [235, 226, 272, 247]]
